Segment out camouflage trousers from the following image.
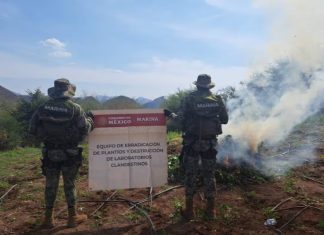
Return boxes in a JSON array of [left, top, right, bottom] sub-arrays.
[[183, 139, 217, 199], [45, 163, 79, 209]]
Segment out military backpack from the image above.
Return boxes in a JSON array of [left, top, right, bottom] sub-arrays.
[[37, 99, 80, 147], [185, 92, 223, 137]]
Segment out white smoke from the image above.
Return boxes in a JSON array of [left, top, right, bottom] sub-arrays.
[[253, 0, 324, 69], [226, 64, 324, 151], [219, 0, 324, 174]]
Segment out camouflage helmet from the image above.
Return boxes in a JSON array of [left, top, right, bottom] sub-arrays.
[[193, 74, 215, 89], [48, 78, 76, 98]]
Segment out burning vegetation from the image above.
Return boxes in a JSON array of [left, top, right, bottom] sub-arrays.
[[218, 58, 323, 176]]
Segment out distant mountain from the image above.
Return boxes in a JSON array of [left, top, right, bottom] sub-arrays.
[[74, 96, 101, 111], [95, 95, 113, 103], [74, 96, 99, 103], [135, 97, 152, 105], [143, 96, 165, 109], [102, 96, 143, 109], [0, 85, 20, 104], [0, 85, 165, 111]]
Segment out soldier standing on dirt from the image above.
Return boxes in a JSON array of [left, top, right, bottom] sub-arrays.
[[180, 74, 228, 220], [29, 78, 94, 228]]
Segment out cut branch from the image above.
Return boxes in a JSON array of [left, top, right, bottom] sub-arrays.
[[128, 185, 183, 210], [279, 206, 310, 230], [78, 199, 129, 203], [276, 205, 324, 212], [302, 175, 324, 186], [271, 197, 293, 211], [0, 184, 17, 202], [274, 206, 305, 212], [117, 196, 156, 235], [91, 190, 117, 217]]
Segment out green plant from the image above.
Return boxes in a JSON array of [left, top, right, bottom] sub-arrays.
[[168, 155, 183, 183], [124, 211, 141, 222], [168, 155, 180, 173], [195, 207, 206, 220], [317, 220, 324, 230], [158, 229, 170, 235], [193, 207, 216, 221], [218, 204, 239, 225], [30, 216, 42, 229], [215, 163, 270, 187], [263, 207, 279, 219], [245, 191, 257, 202], [215, 168, 237, 187], [169, 198, 183, 222], [91, 212, 104, 228], [283, 174, 296, 194]]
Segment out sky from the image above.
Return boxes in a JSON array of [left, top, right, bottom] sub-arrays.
[[0, 0, 270, 99]]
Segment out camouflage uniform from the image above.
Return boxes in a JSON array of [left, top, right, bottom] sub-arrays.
[[180, 74, 228, 219], [29, 78, 93, 228], [182, 138, 218, 199]]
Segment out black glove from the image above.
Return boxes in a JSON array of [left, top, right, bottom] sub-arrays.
[[164, 109, 178, 118], [164, 109, 172, 117]]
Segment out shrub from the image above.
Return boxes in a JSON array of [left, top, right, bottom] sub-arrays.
[[0, 111, 23, 150], [13, 89, 48, 147], [161, 89, 191, 131]]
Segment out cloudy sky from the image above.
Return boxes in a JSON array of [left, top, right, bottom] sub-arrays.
[[0, 0, 271, 99]]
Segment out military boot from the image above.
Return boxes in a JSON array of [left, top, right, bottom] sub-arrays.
[[181, 197, 194, 220], [41, 208, 54, 229], [205, 198, 216, 220], [67, 207, 88, 228]]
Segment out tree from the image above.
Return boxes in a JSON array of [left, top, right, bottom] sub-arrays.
[[0, 111, 23, 150], [216, 86, 236, 104], [13, 89, 48, 146], [161, 89, 192, 131]]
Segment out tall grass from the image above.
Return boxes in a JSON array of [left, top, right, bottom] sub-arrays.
[[0, 147, 41, 191]]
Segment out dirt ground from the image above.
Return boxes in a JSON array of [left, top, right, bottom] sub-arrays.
[[0, 146, 323, 235]]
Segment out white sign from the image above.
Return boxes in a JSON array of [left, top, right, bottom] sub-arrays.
[[88, 109, 167, 190]]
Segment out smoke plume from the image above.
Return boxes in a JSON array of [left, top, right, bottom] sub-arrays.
[[220, 0, 324, 175]]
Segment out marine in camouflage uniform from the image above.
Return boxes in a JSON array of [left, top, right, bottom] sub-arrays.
[[180, 74, 228, 220], [29, 78, 94, 228]]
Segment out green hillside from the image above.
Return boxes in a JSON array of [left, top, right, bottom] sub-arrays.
[[74, 96, 101, 111], [102, 95, 143, 109], [0, 86, 19, 112], [0, 86, 19, 103]]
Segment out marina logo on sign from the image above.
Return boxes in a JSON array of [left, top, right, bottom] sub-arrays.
[[136, 116, 159, 122], [94, 113, 165, 128]]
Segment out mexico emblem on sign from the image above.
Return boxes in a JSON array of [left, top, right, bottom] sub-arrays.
[[88, 109, 168, 190]]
